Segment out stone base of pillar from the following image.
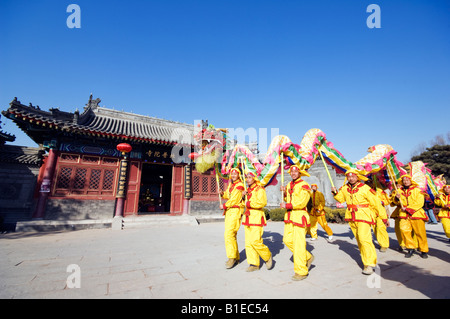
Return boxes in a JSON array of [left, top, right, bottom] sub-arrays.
[[112, 216, 123, 230]]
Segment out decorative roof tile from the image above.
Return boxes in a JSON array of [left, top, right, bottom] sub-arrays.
[[2, 96, 194, 145]]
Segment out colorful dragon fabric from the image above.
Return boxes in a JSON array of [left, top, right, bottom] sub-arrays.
[[191, 127, 445, 200]]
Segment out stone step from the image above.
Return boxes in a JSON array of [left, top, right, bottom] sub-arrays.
[[194, 215, 225, 224], [121, 214, 199, 229], [15, 219, 113, 232]]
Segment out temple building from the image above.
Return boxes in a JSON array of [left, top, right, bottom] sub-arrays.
[[1, 95, 345, 231], [1, 96, 223, 226]]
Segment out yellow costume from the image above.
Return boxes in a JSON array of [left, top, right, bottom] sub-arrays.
[[434, 187, 450, 239], [391, 175, 429, 256], [372, 187, 390, 250], [333, 170, 382, 271], [308, 185, 333, 240], [222, 168, 245, 267], [283, 166, 313, 278], [389, 191, 418, 250], [242, 173, 272, 270]]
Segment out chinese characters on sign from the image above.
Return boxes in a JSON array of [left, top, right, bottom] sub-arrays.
[[144, 146, 175, 163]]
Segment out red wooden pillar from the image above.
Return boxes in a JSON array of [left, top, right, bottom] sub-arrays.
[[33, 148, 57, 219], [114, 143, 133, 218]]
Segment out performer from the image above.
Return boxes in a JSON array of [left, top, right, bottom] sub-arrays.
[[241, 171, 273, 272], [331, 169, 383, 275], [367, 179, 390, 252], [391, 175, 429, 258], [434, 184, 450, 241], [280, 164, 314, 281], [308, 184, 334, 242], [220, 167, 245, 269], [389, 183, 417, 252]]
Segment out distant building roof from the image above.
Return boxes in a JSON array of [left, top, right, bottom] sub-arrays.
[[0, 145, 44, 166]]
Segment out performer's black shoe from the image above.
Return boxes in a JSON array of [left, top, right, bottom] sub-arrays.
[[405, 249, 414, 258], [420, 252, 428, 259]]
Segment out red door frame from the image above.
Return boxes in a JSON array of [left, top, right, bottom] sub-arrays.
[[170, 165, 184, 215]]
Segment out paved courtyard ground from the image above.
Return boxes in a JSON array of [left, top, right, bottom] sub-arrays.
[[0, 221, 449, 300]]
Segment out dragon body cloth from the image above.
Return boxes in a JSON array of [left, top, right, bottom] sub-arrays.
[[191, 127, 445, 200]]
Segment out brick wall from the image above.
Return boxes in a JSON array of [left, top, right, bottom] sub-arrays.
[[45, 198, 115, 220]]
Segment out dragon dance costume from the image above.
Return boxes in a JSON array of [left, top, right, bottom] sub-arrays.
[[435, 185, 450, 240], [222, 168, 245, 268], [308, 184, 333, 241], [283, 165, 314, 279], [333, 169, 384, 273], [391, 175, 429, 258], [242, 172, 273, 271]]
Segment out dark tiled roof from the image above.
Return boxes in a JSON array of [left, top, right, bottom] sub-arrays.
[[0, 145, 44, 166], [2, 97, 194, 145], [0, 130, 15, 143]]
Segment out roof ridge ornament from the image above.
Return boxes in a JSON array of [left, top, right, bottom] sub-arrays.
[[86, 93, 101, 111]]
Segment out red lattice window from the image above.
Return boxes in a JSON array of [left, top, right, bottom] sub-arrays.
[[82, 156, 100, 164], [73, 168, 87, 190], [53, 153, 118, 198], [60, 154, 79, 163], [89, 169, 102, 189], [103, 170, 115, 190], [56, 167, 72, 188], [191, 169, 226, 201]]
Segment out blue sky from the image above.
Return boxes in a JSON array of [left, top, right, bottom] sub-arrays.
[[1, 0, 449, 163]]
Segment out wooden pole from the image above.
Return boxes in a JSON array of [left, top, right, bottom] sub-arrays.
[[240, 157, 248, 202], [215, 164, 222, 206], [317, 146, 335, 188], [280, 152, 284, 203], [386, 163, 404, 210]]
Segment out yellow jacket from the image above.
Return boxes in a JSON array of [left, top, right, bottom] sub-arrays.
[[391, 185, 427, 220], [223, 180, 245, 212], [333, 182, 382, 225], [376, 188, 390, 206], [242, 183, 267, 227], [389, 191, 401, 218], [284, 178, 311, 227], [373, 188, 389, 220], [310, 190, 326, 216], [434, 191, 450, 219]]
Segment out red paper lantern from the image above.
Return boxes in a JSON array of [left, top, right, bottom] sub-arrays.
[[117, 143, 132, 154]]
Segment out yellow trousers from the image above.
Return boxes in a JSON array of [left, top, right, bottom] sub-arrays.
[[349, 221, 377, 267], [283, 223, 312, 276], [224, 208, 243, 260], [372, 217, 389, 249], [308, 215, 333, 238], [394, 218, 404, 247], [244, 226, 272, 266], [394, 218, 418, 249], [441, 218, 450, 238], [399, 218, 429, 253]]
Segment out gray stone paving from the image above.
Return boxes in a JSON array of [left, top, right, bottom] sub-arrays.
[[0, 221, 449, 299]]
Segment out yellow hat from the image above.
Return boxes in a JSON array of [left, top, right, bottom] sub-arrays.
[[345, 168, 368, 181], [396, 174, 418, 187], [288, 164, 310, 177]]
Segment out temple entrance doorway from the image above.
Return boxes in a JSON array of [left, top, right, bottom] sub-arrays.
[[138, 163, 172, 214]]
